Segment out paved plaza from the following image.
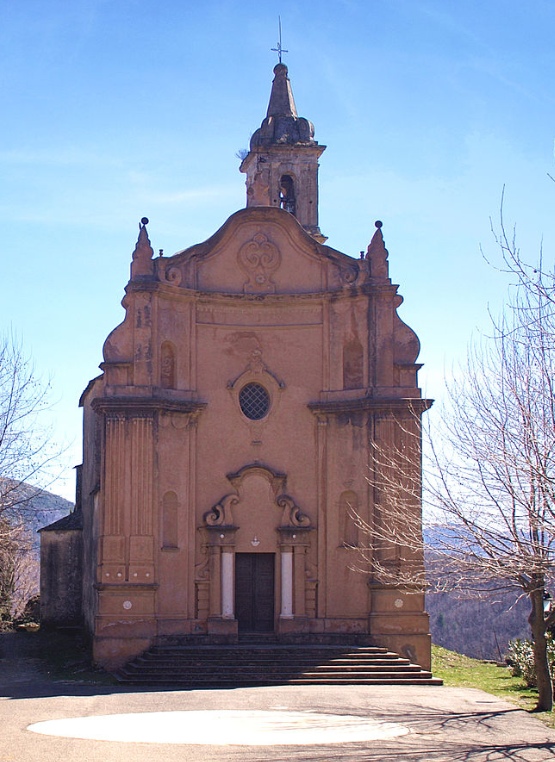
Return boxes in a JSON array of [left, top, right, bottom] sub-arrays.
[[1, 632, 554, 762], [2, 676, 555, 762]]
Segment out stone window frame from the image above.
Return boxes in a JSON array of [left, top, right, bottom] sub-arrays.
[[239, 381, 271, 420], [227, 366, 284, 426]]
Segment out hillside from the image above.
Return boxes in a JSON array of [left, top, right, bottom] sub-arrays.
[[427, 589, 531, 661]]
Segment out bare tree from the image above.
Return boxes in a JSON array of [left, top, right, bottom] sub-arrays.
[[0, 519, 37, 623], [0, 518, 17, 623], [0, 335, 57, 619], [352, 245, 555, 712]]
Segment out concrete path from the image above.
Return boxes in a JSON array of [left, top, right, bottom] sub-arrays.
[[2, 678, 555, 761]]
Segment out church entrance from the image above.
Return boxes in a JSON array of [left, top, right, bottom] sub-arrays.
[[235, 553, 275, 632]]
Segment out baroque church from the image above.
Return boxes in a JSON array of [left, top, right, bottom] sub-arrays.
[[41, 62, 433, 671]]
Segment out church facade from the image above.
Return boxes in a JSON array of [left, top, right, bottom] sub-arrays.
[[52, 63, 432, 670]]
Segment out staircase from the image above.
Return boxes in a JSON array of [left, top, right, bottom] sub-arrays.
[[115, 643, 442, 687]]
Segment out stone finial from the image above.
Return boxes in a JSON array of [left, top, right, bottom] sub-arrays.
[[365, 220, 389, 280], [131, 217, 155, 280]]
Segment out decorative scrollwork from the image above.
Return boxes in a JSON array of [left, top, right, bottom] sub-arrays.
[[277, 495, 311, 528], [238, 232, 281, 293], [163, 266, 183, 286], [340, 265, 359, 284], [203, 494, 238, 526]]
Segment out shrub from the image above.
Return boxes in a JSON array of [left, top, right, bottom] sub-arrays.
[[506, 637, 555, 687], [14, 595, 40, 625]]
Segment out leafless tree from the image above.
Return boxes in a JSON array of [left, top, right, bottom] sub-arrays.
[[0, 518, 17, 623], [352, 234, 555, 712], [0, 519, 37, 622], [0, 335, 57, 619]]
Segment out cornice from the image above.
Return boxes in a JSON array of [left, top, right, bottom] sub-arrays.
[[91, 395, 206, 416], [308, 396, 433, 415]]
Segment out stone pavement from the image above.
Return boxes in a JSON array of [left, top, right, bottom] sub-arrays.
[[1, 678, 555, 762]]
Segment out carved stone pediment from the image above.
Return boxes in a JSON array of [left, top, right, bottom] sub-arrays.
[[226, 463, 286, 497], [201, 464, 312, 538]]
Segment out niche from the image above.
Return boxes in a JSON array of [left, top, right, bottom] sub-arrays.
[[160, 342, 176, 389], [162, 491, 178, 549], [340, 490, 359, 547], [343, 338, 364, 389]]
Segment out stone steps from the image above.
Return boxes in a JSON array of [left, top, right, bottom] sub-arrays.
[[115, 644, 443, 687]]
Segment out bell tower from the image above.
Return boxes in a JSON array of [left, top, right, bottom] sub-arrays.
[[240, 63, 327, 243]]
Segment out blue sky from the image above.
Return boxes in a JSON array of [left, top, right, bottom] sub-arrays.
[[3, 0, 555, 500]]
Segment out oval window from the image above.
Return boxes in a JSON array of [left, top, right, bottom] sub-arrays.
[[239, 382, 270, 420]]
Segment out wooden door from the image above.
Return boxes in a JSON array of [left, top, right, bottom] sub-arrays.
[[235, 553, 275, 632]]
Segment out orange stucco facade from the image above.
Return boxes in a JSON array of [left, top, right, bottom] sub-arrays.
[[74, 63, 433, 670]]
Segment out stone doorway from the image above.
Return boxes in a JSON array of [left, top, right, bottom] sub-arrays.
[[235, 553, 275, 632]]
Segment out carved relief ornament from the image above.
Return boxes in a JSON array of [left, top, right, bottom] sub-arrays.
[[228, 348, 284, 390], [238, 232, 281, 293]]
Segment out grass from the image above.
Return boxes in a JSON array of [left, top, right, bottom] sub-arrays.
[[432, 644, 555, 728]]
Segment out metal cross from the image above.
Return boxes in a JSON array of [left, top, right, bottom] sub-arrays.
[[271, 16, 288, 63]]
